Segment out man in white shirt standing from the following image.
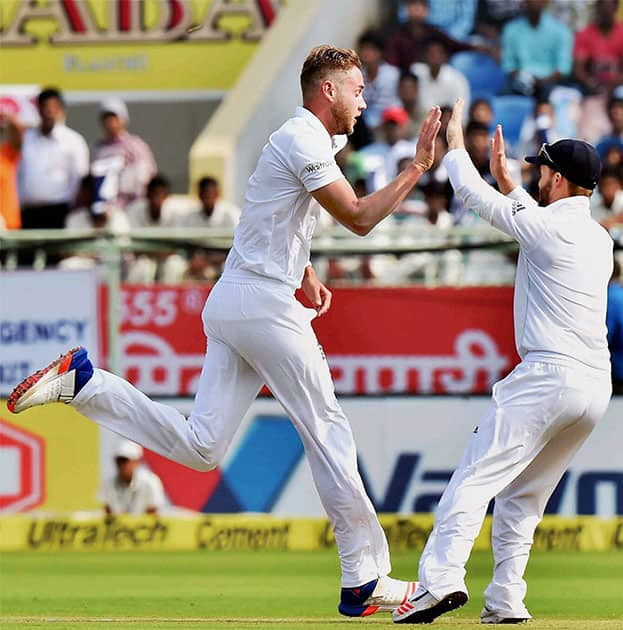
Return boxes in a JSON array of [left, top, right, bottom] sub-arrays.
[[18, 87, 89, 229], [9, 46, 441, 617], [394, 100, 613, 625], [411, 40, 470, 123], [100, 439, 166, 515]]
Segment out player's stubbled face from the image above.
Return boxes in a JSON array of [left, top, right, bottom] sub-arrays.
[[332, 67, 366, 135], [538, 165, 555, 206]]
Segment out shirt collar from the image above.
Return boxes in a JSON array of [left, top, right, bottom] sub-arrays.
[[547, 195, 591, 215], [36, 122, 66, 140], [294, 106, 347, 153]]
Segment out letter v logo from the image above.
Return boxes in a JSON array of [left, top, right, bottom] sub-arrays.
[[358, 454, 421, 512]]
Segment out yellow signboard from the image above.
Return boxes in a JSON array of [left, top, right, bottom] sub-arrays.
[[0, 0, 281, 90], [0, 401, 100, 512], [2, 513, 622, 552]]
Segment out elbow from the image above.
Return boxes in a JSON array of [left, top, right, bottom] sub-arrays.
[[347, 205, 375, 236], [350, 222, 373, 237]]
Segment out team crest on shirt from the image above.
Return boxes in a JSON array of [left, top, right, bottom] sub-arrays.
[[511, 201, 526, 216], [304, 160, 333, 174]]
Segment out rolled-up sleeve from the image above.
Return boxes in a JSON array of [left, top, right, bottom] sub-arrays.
[[444, 149, 546, 248]]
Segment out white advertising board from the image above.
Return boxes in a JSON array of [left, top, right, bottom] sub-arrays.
[[107, 397, 623, 518], [0, 270, 100, 396]]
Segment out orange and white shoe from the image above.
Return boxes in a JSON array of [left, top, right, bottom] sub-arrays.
[[339, 576, 418, 617], [393, 586, 468, 624], [7, 347, 93, 414]]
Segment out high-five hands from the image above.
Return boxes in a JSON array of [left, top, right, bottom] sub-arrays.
[[446, 99, 465, 150], [490, 124, 517, 194], [413, 106, 442, 172]]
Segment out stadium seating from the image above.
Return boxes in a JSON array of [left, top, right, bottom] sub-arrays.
[[491, 95, 535, 148], [449, 51, 507, 99]]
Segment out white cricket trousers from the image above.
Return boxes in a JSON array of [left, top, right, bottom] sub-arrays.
[[418, 359, 611, 618], [72, 277, 391, 587]]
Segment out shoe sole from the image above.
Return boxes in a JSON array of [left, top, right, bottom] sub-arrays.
[[394, 591, 468, 624], [482, 619, 529, 625], [7, 346, 82, 413]]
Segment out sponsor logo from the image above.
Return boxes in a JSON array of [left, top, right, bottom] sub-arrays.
[[511, 201, 526, 216], [26, 516, 168, 550], [319, 518, 433, 550], [304, 160, 333, 174], [195, 520, 290, 550], [533, 524, 583, 551], [1, 0, 279, 46]]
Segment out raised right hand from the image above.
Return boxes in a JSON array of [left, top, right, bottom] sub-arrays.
[[413, 106, 441, 172]]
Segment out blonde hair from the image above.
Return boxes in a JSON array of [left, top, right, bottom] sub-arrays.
[[300, 45, 361, 98]]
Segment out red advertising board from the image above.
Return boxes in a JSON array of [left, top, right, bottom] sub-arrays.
[[99, 285, 519, 397]]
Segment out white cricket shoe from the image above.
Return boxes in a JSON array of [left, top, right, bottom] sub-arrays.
[[481, 606, 530, 624], [339, 576, 418, 617], [393, 585, 468, 624], [7, 347, 94, 414]]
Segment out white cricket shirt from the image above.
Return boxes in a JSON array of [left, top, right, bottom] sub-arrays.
[[445, 149, 613, 371], [224, 106, 346, 289], [99, 467, 166, 514], [18, 124, 89, 206]]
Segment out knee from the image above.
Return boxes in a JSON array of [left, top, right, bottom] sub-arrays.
[[190, 436, 227, 472]]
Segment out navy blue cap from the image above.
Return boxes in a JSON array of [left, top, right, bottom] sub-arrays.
[[525, 139, 601, 190]]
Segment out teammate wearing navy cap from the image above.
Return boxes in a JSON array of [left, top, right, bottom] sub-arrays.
[[394, 101, 613, 625]]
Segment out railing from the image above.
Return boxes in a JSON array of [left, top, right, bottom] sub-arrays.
[[2, 225, 621, 374]]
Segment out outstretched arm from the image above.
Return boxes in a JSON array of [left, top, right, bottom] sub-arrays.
[[312, 106, 441, 236], [444, 99, 544, 247]]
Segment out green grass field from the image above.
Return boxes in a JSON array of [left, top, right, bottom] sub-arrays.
[[1, 550, 622, 629]]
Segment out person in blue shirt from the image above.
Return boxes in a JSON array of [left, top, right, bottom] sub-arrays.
[[607, 257, 623, 394], [501, 0, 573, 98], [596, 97, 623, 160]]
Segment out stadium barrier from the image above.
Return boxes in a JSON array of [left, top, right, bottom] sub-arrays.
[[1, 513, 622, 553]]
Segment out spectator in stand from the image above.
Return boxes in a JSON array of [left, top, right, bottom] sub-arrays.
[[573, 0, 623, 95], [551, 0, 597, 32], [501, 0, 573, 99], [607, 257, 623, 394], [60, 175, 130, 271], [65, 174, 130, 234], [18, 87, 89, 229], [468, 98, 494, 129], [100, 440, 166, 515], [91, 98, 157, 209], [126, 174, 180, 228], [397, 72, 421, 137], [473, 0, 522, 56], [358, 106, 417, 192], [604, 144, 623, 167], [426, 0, 477, 41], [410, 40, 470, 124], [386, 0, 481, 72], [126, 174, 187, 284], [0, 110, 23, 230], [591, 165, 623, 225], [596, 96, 623, 159], [517, 99, 564, 159], [176, 176, 241, 229], [356, 31, 401, 131], [175, 176, 242, 282]]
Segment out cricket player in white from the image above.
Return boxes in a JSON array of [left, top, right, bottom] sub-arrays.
[[394, 100, 613, 625], [9, 46, 442, 617]]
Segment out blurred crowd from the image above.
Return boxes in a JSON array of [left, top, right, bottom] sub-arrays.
[[1, 0, 623, 287], [0, 88, 241, 283]]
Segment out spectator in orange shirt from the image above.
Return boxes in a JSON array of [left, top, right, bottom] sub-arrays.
[[0, 111, 23, 230]]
